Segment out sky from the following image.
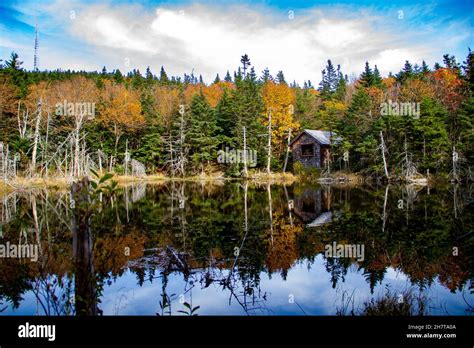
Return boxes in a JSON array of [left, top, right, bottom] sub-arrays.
[[0, 0, 473, 85]]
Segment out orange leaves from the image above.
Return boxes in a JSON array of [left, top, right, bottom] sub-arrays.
[[399, 78, 434, 102], [98, 80, 144, 133], [262, 81, 299, 147], [152, 85, 180, 127], [183, 81, 235, 107], [431, 68, 464, 113]]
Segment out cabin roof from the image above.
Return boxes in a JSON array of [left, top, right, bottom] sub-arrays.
[[306, 211, 333, 227], [290, 129, 333, 146]]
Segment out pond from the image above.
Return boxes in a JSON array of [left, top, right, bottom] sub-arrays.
[[0, 181, 473, 315]]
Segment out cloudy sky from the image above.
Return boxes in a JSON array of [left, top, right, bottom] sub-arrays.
[[1, 0, 473, 84]]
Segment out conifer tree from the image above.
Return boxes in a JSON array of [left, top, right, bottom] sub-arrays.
[[188, 91, 220, 169]]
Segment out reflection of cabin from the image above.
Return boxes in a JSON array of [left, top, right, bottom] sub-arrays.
[[292, 187, 332, 227], [290, 130, 333, 168]]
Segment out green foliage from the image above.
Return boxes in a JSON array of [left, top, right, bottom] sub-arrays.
[[188, 91, 220, 169]]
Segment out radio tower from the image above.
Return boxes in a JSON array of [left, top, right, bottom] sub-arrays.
[[33, 18, 39, 71]]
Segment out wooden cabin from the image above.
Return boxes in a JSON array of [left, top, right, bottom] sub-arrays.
[[292, 187, 332, 227], [290, 130, 333, 168]]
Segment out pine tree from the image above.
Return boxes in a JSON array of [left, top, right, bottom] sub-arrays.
[[373, 65, 383, 87], [397, 60, 414, 82], [146, 66, 153, 80], [319, 60, 340, 99], [224, 70, 232, 82], [276, 71, 286, 84], [113, 69, 124, 83], [334, 68, 347, 102], [5, 52, 23, 70], [213, 74, 221, 84], [215, 88, 235, 141], [360, 62, 374, 87], [240, 54, 251, 77], [158, 66, 169, 85], [261, 68, 272, 83], [188, 91, 220, 169], [421, 60, 430, 74]]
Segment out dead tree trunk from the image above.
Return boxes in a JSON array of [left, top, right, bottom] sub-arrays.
[[31, 100, 42, 174], [242, 126, 248, 178], [283, 129, 292, 173], [266, 108, 272, 175], [380, 131, 389, 179]]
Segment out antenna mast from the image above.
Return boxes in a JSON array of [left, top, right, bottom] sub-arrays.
[[33, 17, 39, 71]]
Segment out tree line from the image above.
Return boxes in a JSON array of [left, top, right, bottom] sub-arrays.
[[0, 50, 472, 179]]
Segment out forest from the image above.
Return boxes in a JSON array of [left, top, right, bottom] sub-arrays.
[[0, 51, 473, 182]]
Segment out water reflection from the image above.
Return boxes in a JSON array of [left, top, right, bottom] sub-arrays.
[[0, 181, 473, 315]]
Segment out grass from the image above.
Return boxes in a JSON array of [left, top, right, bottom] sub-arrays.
[[336, 287, 428, 316]]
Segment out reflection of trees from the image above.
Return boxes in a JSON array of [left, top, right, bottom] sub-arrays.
[[0, 181, 472, 314]]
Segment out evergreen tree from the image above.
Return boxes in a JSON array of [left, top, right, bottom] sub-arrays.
[[373, 65, 383, 87], [318, 59, 338, 99], [397, 60, 414, 82], [224, 70, 232, 82], [240, 54, 251, 77], [421, 60, 430, 73], [215, 88, 236, 142], [5, 52, 23, 71], [213, 74, 221, 84], [360, 62, 374, 87], [159, 66, 169, 84], [146, 66, 153, 80], [113, 69, 124, 83], [188, 91, 220, 169], [276, 70, 286, 84], [261, 68, 272, 83]]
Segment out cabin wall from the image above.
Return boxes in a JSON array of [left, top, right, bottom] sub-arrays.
[[291, 133, 322, 168]]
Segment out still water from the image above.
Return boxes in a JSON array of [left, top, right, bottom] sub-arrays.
[[0, 181, 473, 315]]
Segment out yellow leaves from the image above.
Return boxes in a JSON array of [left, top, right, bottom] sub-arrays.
[[262, 81, 299, 148], [153, 86, 180, 127], [183, 81, 235, 107], [383, 77, 396, 89], [318, 99, 347, 128], [399, 78, 434, 102], [98, 81, 144, 134], [265, 210, 303, 273]]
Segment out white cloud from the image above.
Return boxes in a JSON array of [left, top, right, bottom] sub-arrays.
[[9, 1, 471, 83]]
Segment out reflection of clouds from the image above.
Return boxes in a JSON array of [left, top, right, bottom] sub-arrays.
[[3, 257, 470, 315], [98, 256, 473, 315]]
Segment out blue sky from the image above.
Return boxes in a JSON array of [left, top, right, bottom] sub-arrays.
[[1, 0, 473, 84]]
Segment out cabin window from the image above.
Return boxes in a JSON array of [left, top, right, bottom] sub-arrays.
[[301, 144, 314, 157]]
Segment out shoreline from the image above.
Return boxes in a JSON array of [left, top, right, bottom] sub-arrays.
[[0, 171, 468, 195]]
